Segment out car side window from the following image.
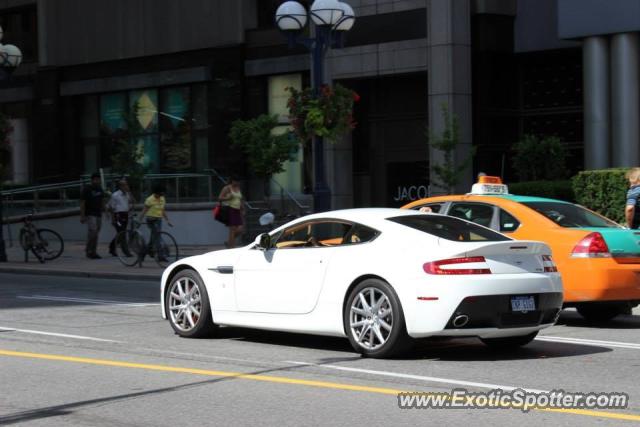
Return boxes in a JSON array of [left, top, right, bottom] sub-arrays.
[[310, 222, 352, 246], [274, 221, 353, 248], [274, 222, 312, 248], [448, 203, 494, 228], [411, 203, 443, 213], [499, 209, 521, 232], [342, 224, 380, 245]]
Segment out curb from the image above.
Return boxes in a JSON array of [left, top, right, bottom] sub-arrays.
[[0, 266, 160, 281]]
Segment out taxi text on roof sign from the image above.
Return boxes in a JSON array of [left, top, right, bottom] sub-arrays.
[[470, 176, 509, 195]]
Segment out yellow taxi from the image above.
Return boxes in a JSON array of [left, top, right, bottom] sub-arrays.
[[403, 176, 640, 322]]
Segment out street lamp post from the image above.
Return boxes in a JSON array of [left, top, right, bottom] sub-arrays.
[[275, 0, 355, 212], [0, 25, 23, 262]]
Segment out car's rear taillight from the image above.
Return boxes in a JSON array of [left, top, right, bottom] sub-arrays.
[[541, 255, 558, 272], [423, 256, 492, 275], [571, 232, 612, 258]]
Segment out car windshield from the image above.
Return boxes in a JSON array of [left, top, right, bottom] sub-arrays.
[[521, 202, 622, 228], [388, 215, 510, 242]]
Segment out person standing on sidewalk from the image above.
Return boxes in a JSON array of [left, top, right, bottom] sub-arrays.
[[625, 167, 640, 229], [80, 172, 106, 259], [218, 177, 245, 248], [107, 178, 134, 257], [141, 184, 172, 261]]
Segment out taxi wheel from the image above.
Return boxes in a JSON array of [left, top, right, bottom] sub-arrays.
[[480, 331, 538, 350], [576, 303, 625, 323]]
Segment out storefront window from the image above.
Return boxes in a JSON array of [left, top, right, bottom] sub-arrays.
[[268, 74, 303, 194], [160, 87, 192, 171]]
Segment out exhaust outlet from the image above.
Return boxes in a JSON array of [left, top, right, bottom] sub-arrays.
[[452, 314, 469, 328]]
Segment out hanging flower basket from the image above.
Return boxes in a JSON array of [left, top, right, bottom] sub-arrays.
[[286, 83, 359, 143]]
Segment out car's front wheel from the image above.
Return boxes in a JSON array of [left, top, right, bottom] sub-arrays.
[[480, 331, 538, 350], [166, 269, 216, 338], [344, 279, 413, 358]]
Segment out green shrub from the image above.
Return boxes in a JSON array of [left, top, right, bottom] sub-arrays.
[[571, 169, 627, 224], [508, 180, 575, 202], [512, 134, 568, 181]]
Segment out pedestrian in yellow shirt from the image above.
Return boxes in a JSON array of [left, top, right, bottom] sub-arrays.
[[141, 184, 172, 261]]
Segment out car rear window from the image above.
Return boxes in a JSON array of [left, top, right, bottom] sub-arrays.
[[387, 215, 510, 241], [521, 202, 622, 228]]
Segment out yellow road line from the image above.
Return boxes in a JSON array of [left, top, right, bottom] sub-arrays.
[[0, 349, 638, 422]]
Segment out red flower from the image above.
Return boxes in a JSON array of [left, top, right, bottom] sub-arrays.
[[352, 92, 360, 102]]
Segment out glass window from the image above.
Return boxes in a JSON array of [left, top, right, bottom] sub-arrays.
[[275, 222, 312, 248], [411, 203, 444, 213], [160, 87, 192, 171], [343, 224, 380, 244], [500, 209, 521, 232], [521, 202, 622, 228], [274, 221, 355, 248], [269, 74, 303, 194], [448, 203, 495, 228], [388, 215, 510, 242]]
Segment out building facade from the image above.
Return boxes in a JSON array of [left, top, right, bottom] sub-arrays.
[[0, 0, 638, 208]]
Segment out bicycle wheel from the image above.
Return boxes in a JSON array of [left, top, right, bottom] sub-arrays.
[[36, 229, 64, 261], [19, 228, 30, 251], [155, 232, 178, 267], [116, 230, 145, 267]]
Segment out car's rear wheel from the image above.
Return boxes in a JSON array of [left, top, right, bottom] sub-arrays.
[[576, 303, 626, 323], [166, 270, 216, 338], [343, 279, 413, 358], [480, 331, 538, 350]]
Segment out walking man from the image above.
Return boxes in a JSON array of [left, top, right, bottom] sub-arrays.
[[108, 178, 134, 256], [80, 172, 106, 259]]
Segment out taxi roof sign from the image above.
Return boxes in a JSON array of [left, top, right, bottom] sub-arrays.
[[470, 176, 509, 195], [478, 176, 502, 184]]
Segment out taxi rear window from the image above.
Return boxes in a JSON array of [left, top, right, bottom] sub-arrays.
[[521, 202, 621, 228], [388, 215, 510, 242]]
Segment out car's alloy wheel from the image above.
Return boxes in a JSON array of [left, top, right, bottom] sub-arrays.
[[349, 287, 394, 351], [344, 279, 412, 358], [166, 270, 215, 338]]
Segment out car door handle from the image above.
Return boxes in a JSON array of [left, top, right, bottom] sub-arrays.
[[209, 266, 234, 274]]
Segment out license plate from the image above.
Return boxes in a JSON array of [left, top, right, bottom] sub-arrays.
[[511, 296, 536, 312]]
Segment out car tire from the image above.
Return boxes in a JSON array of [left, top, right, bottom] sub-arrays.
[[166, 269, 216, 338], [343, 278, 413, 358], [576, 303, 625, 323], [480, 331, 538, 350]]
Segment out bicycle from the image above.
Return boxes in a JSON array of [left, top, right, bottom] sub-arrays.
[[19, 215, 65, 263], [115, 214, 178, 267]]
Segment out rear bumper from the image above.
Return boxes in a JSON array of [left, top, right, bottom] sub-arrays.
[[404, 273, 563, 338], [562, 258, 640, 302], [443, 293, 563, 330]]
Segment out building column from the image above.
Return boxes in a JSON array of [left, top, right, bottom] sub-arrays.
[[427, 0, 473, 194], [611, 32, 640, 167], [583, 36, 610, 169]]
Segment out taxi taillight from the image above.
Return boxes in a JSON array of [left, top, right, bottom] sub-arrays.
[[571, 232, 612, 258]]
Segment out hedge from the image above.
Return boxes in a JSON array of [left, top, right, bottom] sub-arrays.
[[571, 169, 627, 224], [508, 180, 575, 202]]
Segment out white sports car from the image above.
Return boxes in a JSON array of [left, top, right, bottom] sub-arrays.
[[161, 208, 563, 358]]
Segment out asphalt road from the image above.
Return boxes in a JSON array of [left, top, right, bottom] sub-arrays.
[[1, 273, 639, 426]]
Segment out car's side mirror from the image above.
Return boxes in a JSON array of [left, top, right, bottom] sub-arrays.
[[255, 233, 272, 250]]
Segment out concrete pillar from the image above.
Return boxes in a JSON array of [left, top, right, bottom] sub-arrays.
[[611, 32, 640, 167], [583, 36, 610, 169], [427, 0, 473, 194], [9, 119, 29, 184]]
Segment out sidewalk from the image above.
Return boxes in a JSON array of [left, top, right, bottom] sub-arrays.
[[0, 240, 224, 281]]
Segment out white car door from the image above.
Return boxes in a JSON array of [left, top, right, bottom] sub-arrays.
[[233, 220, 350, 314]]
